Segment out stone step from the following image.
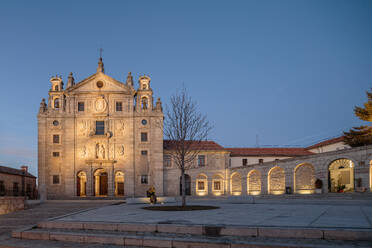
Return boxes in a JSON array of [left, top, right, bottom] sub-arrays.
[[10, 226, 372, 248], [33, 220, 372, 241]]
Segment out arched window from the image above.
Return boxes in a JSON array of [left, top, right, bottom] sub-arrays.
[[294, 163, 315, 194], [196, 174, 208, 196], [212, 174, 224, 196], [54, 85, 59, 91], [230, 172, 242, 195], [268, 166, 285, 195], [54, 98, 60, 109], [247, 170, 261, 195]]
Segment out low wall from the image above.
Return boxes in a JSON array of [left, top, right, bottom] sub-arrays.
[[0, 197, 25, 215]]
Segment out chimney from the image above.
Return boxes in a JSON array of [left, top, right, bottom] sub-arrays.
[[21, 165, 28, 173]]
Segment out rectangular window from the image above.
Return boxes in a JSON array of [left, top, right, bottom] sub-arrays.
[[141, 150, 148, 156], [242, 159, 247, 166], [13, 182, 19, 196], [141, 175, 148, 184], [141, 132, 148, 142], [198, 155, 205, 167], [53, 152, 60, 157], [198, 181, 205, 190], [116, 102, 123, 111], [259, 159, 264, 164], [95, 121, 105, 135], [53, 175, 60, 184], [164, 155, 171, 167], [214, 181, 221, 191], [53, 134, 60, 144], [78, 102, 84, 112]]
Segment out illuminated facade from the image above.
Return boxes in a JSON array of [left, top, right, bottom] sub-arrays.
[[37, 59, 372, 199], [38, 58, 164, 199]]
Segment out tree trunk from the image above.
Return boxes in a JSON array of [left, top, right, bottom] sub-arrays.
[[181, 168, 186, 207]]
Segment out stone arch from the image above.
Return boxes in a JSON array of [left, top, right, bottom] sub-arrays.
[[247, 169, 261, 195], [328, 158, 354, 192], [212, 173, 224, 195], [115, 171, 125, 196], [294, 163, 315, 194], [268, 166, 285, 195], [94, 168, 108, 196], [230, 172, 242, 195], [76, 171, 86, 197], [196, 173, 208, 196]]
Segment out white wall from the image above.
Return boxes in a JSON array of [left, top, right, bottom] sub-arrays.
[[308, 142, 350, 154], [230, 156, 291, 168]]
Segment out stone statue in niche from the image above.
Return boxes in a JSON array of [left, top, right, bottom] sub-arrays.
[[116, 120, 125, 136], [118, 145, 124, 156], [142, 97, 148, 110], [100, 144, 105, 159], [81, 145, 87, 158], [95, 143, 106, 159], [79, 120, 89, 136]]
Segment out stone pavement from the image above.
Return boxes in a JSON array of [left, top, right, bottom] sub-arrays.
[[0, 200, 121, 237], [59, 198, 372, 229]]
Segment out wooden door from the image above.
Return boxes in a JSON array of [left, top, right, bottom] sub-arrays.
[[100, 173, 108, 196], [77, 176, 81, 196], [117, 182, 124, 196]]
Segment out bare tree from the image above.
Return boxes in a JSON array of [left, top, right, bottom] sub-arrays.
[[164, 87, 212, 207]]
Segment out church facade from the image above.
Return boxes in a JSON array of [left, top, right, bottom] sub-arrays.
[[38, 58, 164, 199], [38, 59, 372, 200]]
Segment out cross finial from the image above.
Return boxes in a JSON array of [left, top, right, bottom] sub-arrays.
[[99, 48, 104, 59]]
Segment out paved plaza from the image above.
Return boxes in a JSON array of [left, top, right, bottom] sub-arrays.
[[59, 198, 372, 229]]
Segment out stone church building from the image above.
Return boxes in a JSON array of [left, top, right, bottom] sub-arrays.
[[38, 58, 372, 200], [38, 58, 164, 199]]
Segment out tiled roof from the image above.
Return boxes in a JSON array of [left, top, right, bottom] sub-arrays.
[[226, 148, 313, 157], [0, 165, 36, 178], [164, 140, 225, 151], [306, 136, 345, 150]]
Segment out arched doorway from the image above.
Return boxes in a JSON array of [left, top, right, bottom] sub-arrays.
[[94, 169, 108, 196], [179, 174, 191, 196], [115, 171, 124, 196], [247, 170, 261, 195], [76, 171, 86, 197], [294, 163, 315, 194], [328, 159, 354, 192], [230, 172, 242, 195], [268, 166, 285, 195]]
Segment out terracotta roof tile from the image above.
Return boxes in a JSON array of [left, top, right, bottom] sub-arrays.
[[0, 165, 36, 178], [163, 140, 225, 151], [306, 136, 345, 150], [226, 147, 313, 157]]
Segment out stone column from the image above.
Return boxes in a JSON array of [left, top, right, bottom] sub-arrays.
[[86, 165, 93, 196], [208, 179, 213, 196], [285, 168, 293, 193], [107, 164, 114, 197], [86, 165, 94, 196], [241, 174, 248, 195], [261, 170, 268, 195]]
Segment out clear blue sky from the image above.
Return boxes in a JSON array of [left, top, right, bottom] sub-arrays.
[[0, 0, 371, 176]]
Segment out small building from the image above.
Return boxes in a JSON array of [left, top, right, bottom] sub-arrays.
[[0, 165, 37, 199]]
